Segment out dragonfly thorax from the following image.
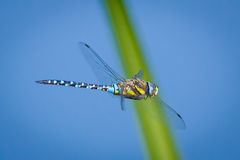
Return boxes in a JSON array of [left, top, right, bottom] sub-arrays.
[[113, 79, 148, 100]]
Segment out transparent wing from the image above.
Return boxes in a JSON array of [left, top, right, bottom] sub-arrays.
[[160, 100, 186, 129], [133, 70, 144, 79], [120, 96, 125, 111], [78, 42, 125, 84]]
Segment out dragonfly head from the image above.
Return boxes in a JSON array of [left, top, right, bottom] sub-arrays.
[[147, 82, 159, 97]]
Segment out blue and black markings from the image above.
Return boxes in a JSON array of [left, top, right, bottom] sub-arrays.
[[36, 79, 112, 92]]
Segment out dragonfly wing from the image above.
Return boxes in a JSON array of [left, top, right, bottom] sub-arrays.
[[120, 96, 126, 111], [78, 42, 125, 84], [133, 70, 144, 79], [160, 100, 186, 129]]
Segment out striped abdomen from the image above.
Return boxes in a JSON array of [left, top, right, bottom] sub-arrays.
[[36, 79, 111, 92]]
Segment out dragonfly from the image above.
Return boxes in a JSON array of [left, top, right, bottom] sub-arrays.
[[36, 42, 186, 129]]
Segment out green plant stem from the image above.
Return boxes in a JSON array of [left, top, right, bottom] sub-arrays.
[[104, 0, 180, 159]]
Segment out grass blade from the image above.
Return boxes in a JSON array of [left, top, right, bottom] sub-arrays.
[[104, 0, 180, 159]]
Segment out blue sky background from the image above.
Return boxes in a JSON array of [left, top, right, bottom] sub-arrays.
[[0, 0, 240, 159]]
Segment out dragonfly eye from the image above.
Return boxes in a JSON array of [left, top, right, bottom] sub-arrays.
[[147, 82, 158, 97]]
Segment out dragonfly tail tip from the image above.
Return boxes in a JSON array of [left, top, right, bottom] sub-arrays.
[[35, 80, 46, 84]]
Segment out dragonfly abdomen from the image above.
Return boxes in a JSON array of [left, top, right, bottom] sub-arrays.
[[36, 79, 111, 92]]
